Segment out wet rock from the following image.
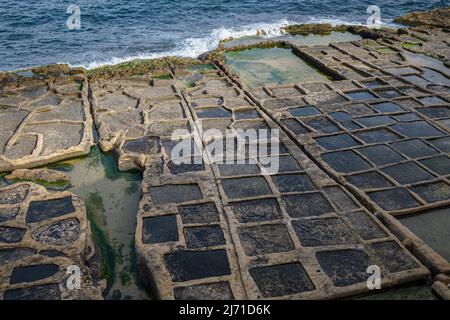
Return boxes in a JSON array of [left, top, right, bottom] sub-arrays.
[[283, 23, 333, 36], [292, 218, 354, 247], [0, 184, 29, 205], [394, 7, 450, 28], [10, 264, 59, 284], [0, 247, 35, 265], [5, 169, 70, 190], [249, 263, 315, 297], [3, 283, 61, 300], [142, 215, 178, 244], [316, 249, 371, 287], [0, 207, 19, 223], [0, 226, 26, 243], [0, 183, 103, 300], [230, 198, 282, 223], [178, 202, 220, 224], [0, 71, 93, 172], [184, 225, 225, 249], [174, 282, 233, 300], [132, 58, 429, 300]]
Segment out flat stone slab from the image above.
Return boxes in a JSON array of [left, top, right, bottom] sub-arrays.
[[227, 39, 450, 217], [98, 62, 430, 300], [0, 20, 446, 301], [90, 68, 186, 171], [0, 182, 103, 300], [5, 168, 70, 190], [0, 68, 93, 172]]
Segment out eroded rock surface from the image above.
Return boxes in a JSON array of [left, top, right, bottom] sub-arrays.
[[394, 7, 450, 28], [0, 67, 93, 172], [219, 35, 450, 218], [0, 182, 103, 300], [91, 60, 430, 300], [1, 16, 449, 301]]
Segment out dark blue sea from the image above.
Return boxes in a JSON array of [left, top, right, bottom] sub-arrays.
[[0, 0, 448, 71]]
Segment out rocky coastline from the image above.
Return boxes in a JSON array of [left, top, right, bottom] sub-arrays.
[[0, 7, 449, 300]]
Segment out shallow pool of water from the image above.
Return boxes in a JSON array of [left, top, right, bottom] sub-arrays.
[[404, 52, 450, 80], [0, 174, 7, 188], [50, 146, 147, 300], [225, 46, 332, 88], [400, 206, 450, 262]]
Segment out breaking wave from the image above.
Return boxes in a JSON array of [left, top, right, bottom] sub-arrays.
[[70, 16, 394, 70]]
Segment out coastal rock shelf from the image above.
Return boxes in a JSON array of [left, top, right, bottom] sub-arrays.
[[391, 28, 450, 64], [91, 61, 429, 299], [0, 16, 449, 300], [0, 67, 93, 172], [0, 182, 103, 300], [90, 67, 185, 171], [220, 36, 450, 217]]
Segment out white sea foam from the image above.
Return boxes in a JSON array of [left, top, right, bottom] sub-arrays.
[[68, 16, 396, 70], [70, 19, 294, 70]]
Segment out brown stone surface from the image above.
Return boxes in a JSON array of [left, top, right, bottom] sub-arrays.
[[5, 169, 70, 190], [394, 7, 450, 28], [0, 69, 93, 172], [220, 37, 450, 217], [0, 182, 103, 300], [2, 17, 449, 300], [92, 61, 430, 300]]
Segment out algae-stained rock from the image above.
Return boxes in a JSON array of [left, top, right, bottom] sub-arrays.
[[89, 60, 188, 171], [283, 23, 333, 36], [5, 168, 70, 190], [394, 7, 450, 28], [0, 68, 93, 173], [0, 182, 103, 300], [132, 60, 429, 300], [128, 63, 247, 300]]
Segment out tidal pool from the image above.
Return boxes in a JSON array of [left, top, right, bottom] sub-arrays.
[[400, 206, 450, 262], [49, 146, 147, 300], [225, 46, 332, 88]]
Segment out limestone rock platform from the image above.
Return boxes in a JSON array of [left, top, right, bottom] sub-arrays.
[[0, 182, 103, 299], [94, 59, 431, 299], [0, 66, 93, 172], [1, 11, 449, 300]]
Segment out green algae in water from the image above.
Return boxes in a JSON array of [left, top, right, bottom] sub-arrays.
[[225, 47, 331, 88], [50, 146, 147, 299]]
